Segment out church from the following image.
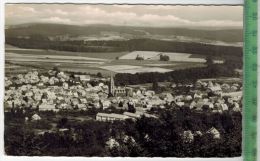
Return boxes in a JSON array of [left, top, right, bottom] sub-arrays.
[[109, 75, 133, 97]]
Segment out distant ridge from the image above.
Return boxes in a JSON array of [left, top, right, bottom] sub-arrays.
[[5, 23, 243, 43]]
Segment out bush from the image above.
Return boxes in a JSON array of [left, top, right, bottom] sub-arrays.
[[135, 55, 144, 60], [159, 54, 170, 61]]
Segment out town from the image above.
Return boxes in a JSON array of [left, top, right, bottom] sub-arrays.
[[4, 67, 242, 150], [5, 68, 242, 117]]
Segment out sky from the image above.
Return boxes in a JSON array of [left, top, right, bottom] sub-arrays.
[[5, 4, 243, 28]]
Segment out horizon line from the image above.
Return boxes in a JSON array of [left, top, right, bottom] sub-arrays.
[[5, 22, 243, 29]]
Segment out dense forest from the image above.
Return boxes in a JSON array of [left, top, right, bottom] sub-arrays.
[[115, 61, 242, 86], [6, 37, 242, 59], [5, 107, 242, 157]]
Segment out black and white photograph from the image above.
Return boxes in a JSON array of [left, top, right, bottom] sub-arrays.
[[4, 3, 243, 157]]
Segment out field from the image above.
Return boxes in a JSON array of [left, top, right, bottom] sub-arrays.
[[6, 47, 127, 59], [6, 52, 107, 64], [120, 51, 212, 63], [120, 51, 224, 64], [5, 46, 207, 76], [5, 62, 46, 76]]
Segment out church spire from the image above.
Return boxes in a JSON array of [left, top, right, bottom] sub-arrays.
[[109, 73, 115, 96]]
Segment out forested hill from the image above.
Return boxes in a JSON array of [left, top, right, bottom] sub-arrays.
[[6, 38, 243, 59], [6, 23, 243, 43], [5, 23, 243, 60]]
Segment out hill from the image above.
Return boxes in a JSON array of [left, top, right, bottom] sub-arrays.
[[5, 23, 243, 43]]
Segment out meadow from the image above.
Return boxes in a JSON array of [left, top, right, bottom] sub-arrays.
[[119, 51, 210, 62], [5, 46, 207, 76], [6, 48, 127, 59], [99, 65, 173, 74]]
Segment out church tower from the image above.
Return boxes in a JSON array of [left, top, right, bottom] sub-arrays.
[[109, 74, 115, 96]]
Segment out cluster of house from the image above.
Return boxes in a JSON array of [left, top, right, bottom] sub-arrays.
[[4, 70, 242, 122], [96, 111, 157, 122], [4, 70, 160, 114], [95, 80, 242, 122], [188, 80, 242, 113], [4, 70, 99, 112], [5, 70, 92, 88]]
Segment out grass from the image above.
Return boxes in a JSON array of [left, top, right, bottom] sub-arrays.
[[6, 48, 127, 59], [105, 59, 205, 70], [5, 62, 46, 76], [119, 51, 208, 62]]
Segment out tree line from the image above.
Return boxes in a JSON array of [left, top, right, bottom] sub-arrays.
[[114, 62, 240, 86]]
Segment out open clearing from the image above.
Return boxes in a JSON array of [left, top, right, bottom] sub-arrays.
[[99, 65, 173, 74], [6, 48, 127, 59], [6, 52, 108, 62], [119, 51, 207, 62]]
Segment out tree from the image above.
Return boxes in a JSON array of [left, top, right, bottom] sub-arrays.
[[127, 103, 136, 113], [97, 72, 103, 78], [135, 55, 144, 60], [70, 73, 75, 79], [118, 101, 124, 107], [205, 56, 213, 66], [152, 80, 159, 91], [23, 96, 29, 103], [57, 117, 68, 128], [52, 66, 60, 72], [159, 54, 170, 61]]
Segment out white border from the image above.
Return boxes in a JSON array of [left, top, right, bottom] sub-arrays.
[[2, 0, 243, 5], [0, 1, 244, 161]]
